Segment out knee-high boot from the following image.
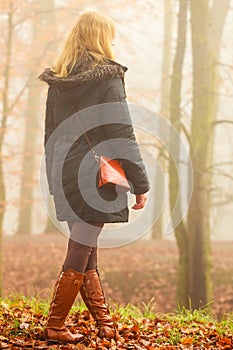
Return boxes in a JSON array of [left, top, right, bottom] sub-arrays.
[[80, 269, 120, 340], [45, 269, 84, 343]]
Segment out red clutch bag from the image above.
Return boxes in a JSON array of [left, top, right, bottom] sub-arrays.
[[98, 155, 130, 192], [69, 102, 130, 192]]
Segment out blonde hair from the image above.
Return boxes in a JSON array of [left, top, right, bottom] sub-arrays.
[[53, 11, 116, 77]]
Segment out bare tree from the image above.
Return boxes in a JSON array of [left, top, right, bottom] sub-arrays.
[[188, 0, 230, 309], [169, 0, 230, 309], [0, 3, 14, 296], [16, 5, 42, 235], [152, 0, 173, 240], [42, 0, 62, 235], [169, 0, 189, 307], [17, 0, 56, 235]]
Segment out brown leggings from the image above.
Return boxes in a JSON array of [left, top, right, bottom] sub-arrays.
[[63, 221, 104, 274]]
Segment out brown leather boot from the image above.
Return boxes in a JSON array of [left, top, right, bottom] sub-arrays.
[[45, 269, 84, 343], [80, 269, 120, 340]]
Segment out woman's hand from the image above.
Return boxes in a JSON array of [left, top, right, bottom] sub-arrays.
[[132, 193, 147, 210]]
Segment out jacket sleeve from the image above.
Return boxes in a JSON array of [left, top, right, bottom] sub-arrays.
[[44, 87, 55, 195], [99, 77, 150, 195]]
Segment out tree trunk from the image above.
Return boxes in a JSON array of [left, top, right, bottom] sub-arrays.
[[44, 196, 58, 233], [0, 7, 13, 297], [160, 0, 173, 117], [208, 0, 230, 157], [40, 0, 59, 235], [152, 0, 173, 240], [189, 0, 213, 309], [17, 0, 55, 235], [17, 2, 43, 235], [16, 81, 40, 235], [169, 0, 189, 307], [188, 0, 230, 310]]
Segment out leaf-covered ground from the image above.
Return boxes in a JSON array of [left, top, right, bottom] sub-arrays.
[[0, 296, 232, 349], [2, 235, 233, 319]]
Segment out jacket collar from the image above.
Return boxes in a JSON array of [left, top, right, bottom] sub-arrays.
[[39, 58, 128, 87]]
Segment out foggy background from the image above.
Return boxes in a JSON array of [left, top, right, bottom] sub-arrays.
[[1, 0, 232, 240], [1, 0, 233, 317]]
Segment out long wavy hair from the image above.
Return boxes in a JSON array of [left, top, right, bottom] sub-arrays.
[[53, 11, 116, 77]]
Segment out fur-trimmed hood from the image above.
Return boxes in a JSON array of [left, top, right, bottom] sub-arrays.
[[39, 58, 128, 88]]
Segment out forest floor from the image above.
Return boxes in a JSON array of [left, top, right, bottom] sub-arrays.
[[2, 233, 233, 320], [0, 295, 233, 349]]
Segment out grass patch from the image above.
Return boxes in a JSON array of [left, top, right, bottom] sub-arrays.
[[0, 295, 232, 348]]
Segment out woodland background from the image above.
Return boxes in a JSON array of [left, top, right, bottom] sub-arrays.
[[0, 0, 233, 319]]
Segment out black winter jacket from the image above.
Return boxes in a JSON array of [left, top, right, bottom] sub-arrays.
[[39, 58, 149, 223]]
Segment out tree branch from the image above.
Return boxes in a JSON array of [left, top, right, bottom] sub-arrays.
[[212, 196, 233, 206], [6, 40, 57, 117], [180, 121, 190, 143], [212, 119, 233, 127], [218, 62, 233, 69], [209, 169, 233, 181], [13, 7, 66, 27], [206, 161, 233, 169]]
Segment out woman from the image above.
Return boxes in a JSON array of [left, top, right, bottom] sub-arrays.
[[39, 10, 149, 343]]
